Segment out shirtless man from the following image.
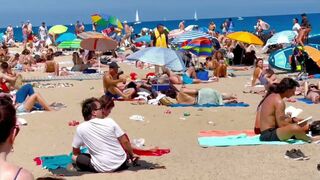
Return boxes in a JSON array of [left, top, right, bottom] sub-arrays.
[[103, 62, 135, 99], [257, 78, 319, 142]]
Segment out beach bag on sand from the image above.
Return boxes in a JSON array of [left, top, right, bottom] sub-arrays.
[[196, 70, 209, 81], [310, 121, 320, 136], [159, 97, 174, 106]]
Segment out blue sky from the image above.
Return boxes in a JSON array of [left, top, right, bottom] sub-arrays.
[[0, 0, 319, 27]]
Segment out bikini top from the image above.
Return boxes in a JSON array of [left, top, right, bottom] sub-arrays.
[[14, 168, 22, 180]]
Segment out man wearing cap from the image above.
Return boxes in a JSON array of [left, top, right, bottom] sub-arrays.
[[103, 62, 135, 99]]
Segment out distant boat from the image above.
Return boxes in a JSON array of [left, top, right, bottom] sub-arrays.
[[134, 10, 141, 24], [194, 11, 198, 21], [237, 17, 244, 21]]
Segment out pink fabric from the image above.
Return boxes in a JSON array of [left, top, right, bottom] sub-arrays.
[[198, 130, 256, 137]]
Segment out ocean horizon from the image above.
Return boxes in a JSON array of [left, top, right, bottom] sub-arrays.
[[1, 12, 319, 42]]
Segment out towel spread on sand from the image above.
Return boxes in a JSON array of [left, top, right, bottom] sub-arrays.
[[297, 98, 314, 105], [197, 88, 224, 105], [198, 134, 305, 147], [198, 130, 256, 137], [34, 147, 170, 170], [169, 102, 249, 108]]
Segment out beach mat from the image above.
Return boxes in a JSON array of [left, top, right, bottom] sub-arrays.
[[198, 134, 305, 147], [169, 102, 249, 108], [297, 98, 314, 105], [23, 73, 102, 82], [34, 147, 169, 170], [198, 130, 256, 137]]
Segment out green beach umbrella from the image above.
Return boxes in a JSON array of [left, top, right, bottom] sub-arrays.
[[58, 39, 81, 49]]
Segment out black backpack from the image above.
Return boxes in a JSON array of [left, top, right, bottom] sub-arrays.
[[310, 121, 320, 136]]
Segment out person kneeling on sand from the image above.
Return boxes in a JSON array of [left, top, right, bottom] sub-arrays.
[[103, 62, 135, 99], [71, 97, 138, 172], [256, 78, 320, 142]]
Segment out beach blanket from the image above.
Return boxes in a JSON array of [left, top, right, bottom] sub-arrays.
[[297, 98, 314, 105], [198, 134, 305, 147], [23, 74, 102, 82], [34, 147, 170, 170], [169, 102, 249, 108], [198, 130, 256, 137]]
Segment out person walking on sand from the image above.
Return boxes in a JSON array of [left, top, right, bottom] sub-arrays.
[[256, 78, 320, 142]]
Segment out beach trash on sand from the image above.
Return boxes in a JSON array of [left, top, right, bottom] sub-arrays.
[[129, 115, 145, 122]]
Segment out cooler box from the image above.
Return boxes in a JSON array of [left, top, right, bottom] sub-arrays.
[[152, 84, 170, 91]]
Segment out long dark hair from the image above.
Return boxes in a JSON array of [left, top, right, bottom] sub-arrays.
[[0, 95, 16, 144], [258, 78, 299, 108]]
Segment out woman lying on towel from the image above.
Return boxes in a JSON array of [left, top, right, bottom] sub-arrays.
[[304, 81, 320, 104], [162, 84, 238, 105]]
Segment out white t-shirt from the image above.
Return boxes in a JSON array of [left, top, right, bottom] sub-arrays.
[[39, 26, 47, 39], [292, 23, 301, 35], [72, 118, 127, 172]]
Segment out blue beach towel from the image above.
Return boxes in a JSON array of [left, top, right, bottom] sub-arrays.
[[198, 134, 305, 147], [297, 98, 314, 105], [169, 102, 249, 108]]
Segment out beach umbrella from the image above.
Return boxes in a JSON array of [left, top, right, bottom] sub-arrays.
[[91, 14, 108, 27], [80, 34, 117, 52], [199, 27, 209, 33], [77, 31, 103, 39], [135, 35, 151, 43], [48, 25, 68, 35], [55, 33, 77, 44], [185, 25, 198, 31], [168, 29, 185, 39], [181, 37, 213, 57], [58, 39, 81, 49], [126, 47, 186, 71], [172, 30, 211, 44], [107, 16, 123, 29], [265, 30, 296, 46], [304, 46, 320, 66], [227, 31, 264, 45]]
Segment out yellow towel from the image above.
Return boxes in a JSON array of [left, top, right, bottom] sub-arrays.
[[154, 29, 167, 48]]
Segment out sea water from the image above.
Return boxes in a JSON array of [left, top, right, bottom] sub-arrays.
[[1, 13, 319, 42]]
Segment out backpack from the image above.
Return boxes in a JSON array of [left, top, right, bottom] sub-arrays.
[[310, 121, 320, 136]]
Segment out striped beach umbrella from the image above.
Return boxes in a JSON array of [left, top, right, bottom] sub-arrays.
[[172, 30, 211, 44], [181, 37, 213, 57], [91, 14, 123, 29], [58, 39, 81, 49], [80, 34, 117, 52], [265, 30, 296, 46]]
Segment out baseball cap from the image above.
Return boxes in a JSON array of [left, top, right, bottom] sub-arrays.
[[109, 62, 120, 69]]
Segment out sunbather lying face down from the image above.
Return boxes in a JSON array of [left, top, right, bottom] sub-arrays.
[[257, 78, 320, 142]]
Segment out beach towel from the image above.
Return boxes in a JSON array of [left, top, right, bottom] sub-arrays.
[[198, 134, 305, 147], [35, 147, 170, 170], [23, 73, 102, 82], [297, 98, 314, 105], [197, 88, 223, 105], [169, 102, 249, 108], [198, 130, 256, 137]]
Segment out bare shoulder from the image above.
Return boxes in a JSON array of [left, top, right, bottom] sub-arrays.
[[16, 169, 34, 180]]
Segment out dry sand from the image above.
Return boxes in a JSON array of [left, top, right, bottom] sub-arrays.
[[7, 48, 320, 180]]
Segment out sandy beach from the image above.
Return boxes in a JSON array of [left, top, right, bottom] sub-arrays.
[[4, 47, 319, 180]]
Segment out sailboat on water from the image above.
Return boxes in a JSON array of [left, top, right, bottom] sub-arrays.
[[194, 11, 198, 21], [134, 10, 141, 24]]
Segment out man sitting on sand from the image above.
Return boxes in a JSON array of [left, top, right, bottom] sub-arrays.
[[71, 97, 138, 172], [256, 78, 320, 142], [103, 62, 135, 99]]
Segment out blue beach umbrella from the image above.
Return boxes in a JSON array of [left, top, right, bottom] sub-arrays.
[[265, 30, 296, 46], [126, 47, 186, 71], [172, 30, 211, 44], [56, 33, 77, 44], [135, 35, 151, 43]]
